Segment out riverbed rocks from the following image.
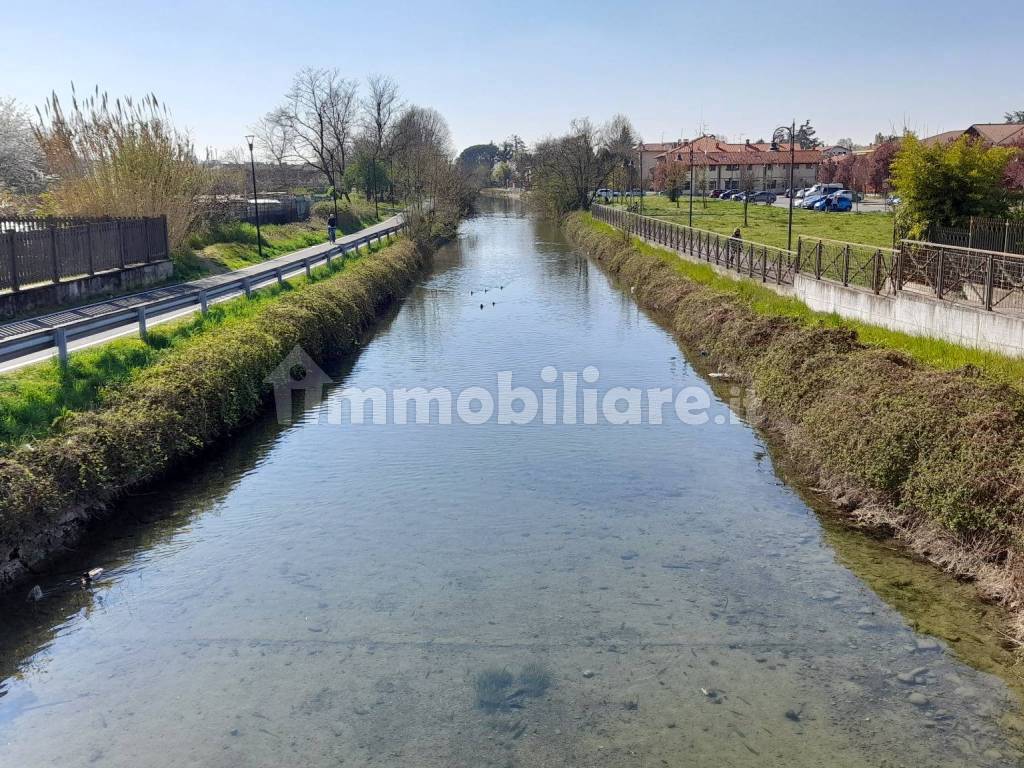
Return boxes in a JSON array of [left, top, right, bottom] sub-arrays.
[[896, 667, 929, 685]]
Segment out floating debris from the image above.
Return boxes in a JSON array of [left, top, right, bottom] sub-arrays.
[[81, 567, 104, 584], [708, 372, 731, 379]]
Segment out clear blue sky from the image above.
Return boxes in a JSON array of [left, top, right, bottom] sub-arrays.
[[4, 0, 1021, 155]]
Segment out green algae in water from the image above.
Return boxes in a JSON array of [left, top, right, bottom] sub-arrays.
[[475, 667, 514, 710]]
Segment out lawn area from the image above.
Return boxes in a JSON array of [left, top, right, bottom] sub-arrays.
[[610, 194, 895, 250], [181, 196, 402, 276]]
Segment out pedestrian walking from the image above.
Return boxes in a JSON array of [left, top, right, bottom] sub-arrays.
[[730, 227, 742, 266], [327, 212, 337, 244]]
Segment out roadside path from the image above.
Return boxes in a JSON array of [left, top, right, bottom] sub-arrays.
[[0, 214, 403, 373]]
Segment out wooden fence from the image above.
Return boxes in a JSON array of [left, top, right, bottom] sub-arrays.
[[0, 216, 169, 293]]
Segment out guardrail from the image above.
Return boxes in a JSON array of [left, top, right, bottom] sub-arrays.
[[0, 220, 405, 367]]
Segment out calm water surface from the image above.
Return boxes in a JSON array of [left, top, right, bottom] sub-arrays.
[[1, 199, 1022, 766]]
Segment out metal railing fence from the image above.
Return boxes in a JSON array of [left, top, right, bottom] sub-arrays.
[[591, 203, 1024, 315]]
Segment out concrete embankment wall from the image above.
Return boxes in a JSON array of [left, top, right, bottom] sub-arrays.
[[0, 261, 174, 319], [624, 225, 1024, 357], [793, 275, 1024, 356]]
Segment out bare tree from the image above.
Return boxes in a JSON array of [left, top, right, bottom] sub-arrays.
[[362, 75, 401, 217], [278, 67, 358, 216], [0, 97, 44, 193], [254, 109, 294, 166], [531, 117, 636, 215]]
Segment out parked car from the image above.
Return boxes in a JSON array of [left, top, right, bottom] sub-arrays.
[[595, 188, 613, 202], [709, 189, 724, 198], [886, 195, 902, 206], [749, 191, 777, 204], [720, 190, 740, 200], [793, 188, 807, 200]]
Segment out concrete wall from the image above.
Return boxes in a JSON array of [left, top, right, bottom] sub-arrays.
[[0, 261, 174, 319], [635, 227, 1024, 356], [793, 275, 1024, 356]]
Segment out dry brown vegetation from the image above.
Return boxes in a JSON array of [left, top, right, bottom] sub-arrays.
[[564, 212, 1024, 645], [33, 88, 207, 248]]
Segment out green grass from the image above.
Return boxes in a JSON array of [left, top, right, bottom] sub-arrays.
[[612, 194, 896, 250], [181, 196, 401, 276], [587, 214, 1024, 387], [0, 239, 393, 450]]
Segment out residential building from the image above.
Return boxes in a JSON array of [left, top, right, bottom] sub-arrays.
[[653, 136, 823, 192], [637, 141, 681, 188], [921, 123, 1024, 147], [822, 145, 853, 159]]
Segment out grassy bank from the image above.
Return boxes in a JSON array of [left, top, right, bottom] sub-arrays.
[[612, 195, 895, 249], [565, 211, 1024, 644], [175, 197, 400, 278], [0, 235, 430, 584], [0, 241, 395, 451]]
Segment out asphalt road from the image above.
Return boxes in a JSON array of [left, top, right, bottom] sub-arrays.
[[0, 214, 404, 374]]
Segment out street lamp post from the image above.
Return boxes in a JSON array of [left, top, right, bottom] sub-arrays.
[[245, 135, 264, 261], [688, 140, 695, 228], [638, 146, 644, 216], [772, 121, 798, 252]]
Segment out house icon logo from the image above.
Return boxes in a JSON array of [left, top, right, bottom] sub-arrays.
[[265, 345, 334, 424]]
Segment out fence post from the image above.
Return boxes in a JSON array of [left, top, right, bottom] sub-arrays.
[[842, 243, 850, 286], [895, 243, 904, 291], [815, 241, 823, 279], [935, 248, 945, 299], [968, 218, 974, 250], [305, 259, 312, 279], [872, 250, 882, 294], [137, 306, 148, 341], [983, 252, 995, 311], [50, 227, 60, 284], [795, 237, 802, 274], [1005, 221, 1012, 254], [761, 246, 767, 282], [199, 291, 209, 314], [244, 277, 252, 298], [54, 328, 68, 367], [276, 267, 284, 286], [86, 224, 95, 276], [5, 230, 19, 292], [117, 221, 126, 269], [162, 215, 169, 259]]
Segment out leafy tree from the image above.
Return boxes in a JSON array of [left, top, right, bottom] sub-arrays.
[[868, 140, 900, 193], [836, 137, 855, 150], [890, 134, 1017, 236], [456, 143, 499, 171], [1005, 110, 1024, 124], [796, 119, 822, 149], [1005, 138, 1024, 192], [491, 161, 512, 186]]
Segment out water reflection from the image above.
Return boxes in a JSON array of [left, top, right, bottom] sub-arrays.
[[0, 198, 1022, 767]]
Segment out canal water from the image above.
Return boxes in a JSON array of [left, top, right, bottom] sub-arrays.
[[1, 198, 1022, 766]]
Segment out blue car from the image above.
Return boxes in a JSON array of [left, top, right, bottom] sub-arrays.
[[801, 194, 827, 209]]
